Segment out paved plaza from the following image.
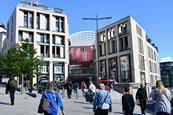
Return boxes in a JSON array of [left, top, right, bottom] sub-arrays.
[[0, 87, 153, 115]]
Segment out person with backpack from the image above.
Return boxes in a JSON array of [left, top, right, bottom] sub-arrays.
[[38, 81, 64, 115], [7, 77, 17, 105], [122, 86, 135, 115]]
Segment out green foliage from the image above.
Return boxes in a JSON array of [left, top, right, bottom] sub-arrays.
[[0, 39, 43, 79]]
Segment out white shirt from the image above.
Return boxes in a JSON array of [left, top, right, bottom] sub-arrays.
[[89, 83, 96, 93]]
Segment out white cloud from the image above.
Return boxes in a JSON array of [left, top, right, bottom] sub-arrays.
[[160, 56, 173, 62]]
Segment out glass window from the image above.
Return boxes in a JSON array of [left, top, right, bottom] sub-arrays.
[[28, 32, 33, 42], [120, 55, 131, 82], [138, 37, 144, 54], [56, 17, 60, 31], [37, 13, 40, 29], [19, 31, 23, 41], [24, 11, 28, 27], [136, 25, 142, 37], [45, 15, 49, 30], [29, 12, 33, 28]]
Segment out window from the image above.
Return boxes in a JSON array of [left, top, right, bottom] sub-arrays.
[[40, 45, 50, 57], [40, 34, 49, 43], [52, 35, 64, 45], [136, 25, 142, 37], [29, 12, 33, 28], [118, 23, 128, 36], [139, 54, 145, 70], [52, 46, 60, 58], [24, 11, 28, 27], [138, 37, 144, 54], [108, 39, 117, 54], [28, 32, 33, 42], [108, 58, 118, 81], [19, 31, 23, 41], [119, 36, 128, 51], [120, 55, 131, 82], [36, 13, 40, 29], [99, 60, 106, 79], [41, 62, 49, 73], [82, 47, 86, 52], [56, 17, 64, 32], [45, 15, 49, 30], [24, 11, 33, 28]]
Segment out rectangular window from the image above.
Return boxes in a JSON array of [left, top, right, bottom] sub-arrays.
[[136, 25, 142, 37], [37, 13, 40, 29], [139, 54, 145, 70], [28, 32, 33, 42], [119, 36, 128, 51], [56, 17, 60, 32], [19, 31, 23, 41], [138, 37, 144, 54], [24, 11, 28, 27], [45, 15, 49, 30], [29, 12, 33, 28], [40, 34, 49, 43], [120, 55, 131, 82]]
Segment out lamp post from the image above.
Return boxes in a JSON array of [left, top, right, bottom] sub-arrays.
[[82, 15, 112, 85]]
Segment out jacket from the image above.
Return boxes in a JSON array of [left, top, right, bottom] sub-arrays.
[[122, 93, 135, 113], [42, 90, 64, 115]]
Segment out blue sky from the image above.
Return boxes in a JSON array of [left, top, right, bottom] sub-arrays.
[[0, 0, 173, 61]]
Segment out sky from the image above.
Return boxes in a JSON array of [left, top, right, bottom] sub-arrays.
[[0, 0, 173, 61]]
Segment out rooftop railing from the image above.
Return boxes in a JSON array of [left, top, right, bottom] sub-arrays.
[[19, 0, 63, 14]]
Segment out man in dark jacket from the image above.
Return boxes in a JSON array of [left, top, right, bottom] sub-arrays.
[[136, 83, 147, 115], [122, 86, 135, 115], [7, 77, 17, 105]]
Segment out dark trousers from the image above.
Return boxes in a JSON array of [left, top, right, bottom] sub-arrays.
[[124, 110, 133, 115], [139, 99, 146, 114], [9, 91, 15, 105], [94, 108, 109, 115], [156, 112, 170, 115]]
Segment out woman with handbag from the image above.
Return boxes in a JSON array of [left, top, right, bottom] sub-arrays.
[[39, 81, 64, 115], [93, 83, 112, 115]]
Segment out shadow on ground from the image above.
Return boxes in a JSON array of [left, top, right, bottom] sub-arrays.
[[0, 101, 11, 105]]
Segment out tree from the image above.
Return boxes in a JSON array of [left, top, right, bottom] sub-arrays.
[[0, 39, 43, 92]]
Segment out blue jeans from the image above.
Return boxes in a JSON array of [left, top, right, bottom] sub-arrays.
[[156, 112, 169, 115]]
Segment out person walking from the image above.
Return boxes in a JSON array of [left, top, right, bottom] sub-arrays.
[[81, 81, 87, 96], [89, 81, 96, 103], [40, 81, 64, 115], [6, 77, 17, 105], [93, 83, 112, 115], [136, 83, 147, 115], [66, 82, 72, 99], [150, 80, 172, 115], [122, 86, 135, 115]]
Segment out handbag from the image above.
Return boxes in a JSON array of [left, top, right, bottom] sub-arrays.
[[38, 92, 49, 113], [101, 92, 110, 110]]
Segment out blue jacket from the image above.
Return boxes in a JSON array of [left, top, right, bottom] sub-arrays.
[[42, 90, 64, 115], [93, 90, 112, 112]]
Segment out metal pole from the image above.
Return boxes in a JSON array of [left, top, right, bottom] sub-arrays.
[[82, 15, 112, 85]]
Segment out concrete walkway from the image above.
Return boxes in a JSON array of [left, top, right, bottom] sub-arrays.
[[0, 87, 154, 115]]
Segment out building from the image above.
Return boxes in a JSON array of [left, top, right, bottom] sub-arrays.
[[160, 61, 173, 87], [69, 31, 96, 83], [0, 23, 6, 54], [4, 1, 69, 84], [96, 16, 160, 85]]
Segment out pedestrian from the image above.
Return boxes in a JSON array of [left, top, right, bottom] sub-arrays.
[[6, 77, 17, 105], [40, 81, 64, 115], [66, 81, 72, 99], [81, 81, 87, 96], [93, 83, 112, 115], [89, 81, 96, 103], [73, 82, 79, 99], [136, 83, 147, 115], [122, 86, 135, 115], [150, 80, 172, 115]]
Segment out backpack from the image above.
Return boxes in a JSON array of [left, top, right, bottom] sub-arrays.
[[38, 92, 50, 113], [9, 79, 17, 90]]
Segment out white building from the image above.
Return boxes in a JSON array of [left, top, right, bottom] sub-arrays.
[[0, 23, 6, 54], [96, 16, 160, 85], [4, 1, 69, 84]]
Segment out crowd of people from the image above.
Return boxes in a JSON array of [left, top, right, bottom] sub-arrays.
[[4, 78, 173, 115]]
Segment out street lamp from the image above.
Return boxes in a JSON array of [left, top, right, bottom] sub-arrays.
[[82, 14, 112, 85]]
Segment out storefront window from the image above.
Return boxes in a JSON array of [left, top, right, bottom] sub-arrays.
[[120, 55, 131, 82]]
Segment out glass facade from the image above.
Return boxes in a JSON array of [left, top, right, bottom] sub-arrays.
[[160, 62, 173, 87]]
